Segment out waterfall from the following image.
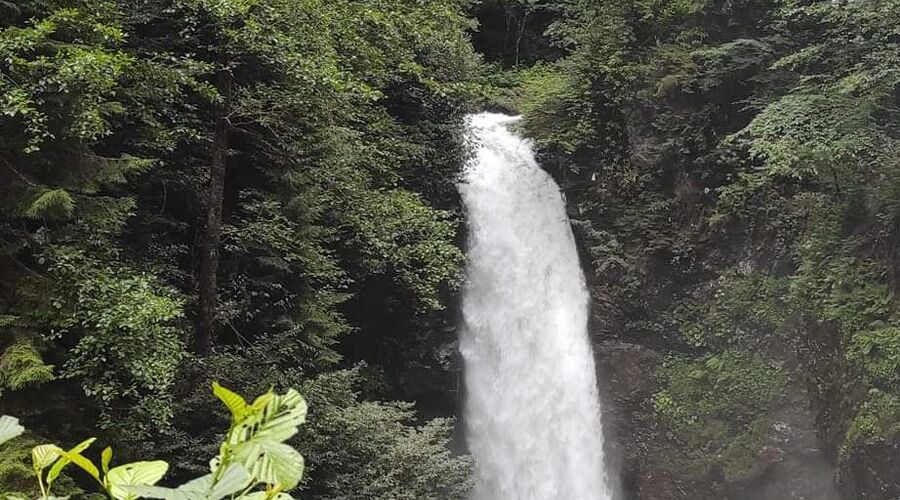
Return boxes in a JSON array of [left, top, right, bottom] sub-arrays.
[[458, 113, 613, 500]]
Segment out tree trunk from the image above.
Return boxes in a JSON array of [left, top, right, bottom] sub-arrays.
[[196, 71, 231, 355]]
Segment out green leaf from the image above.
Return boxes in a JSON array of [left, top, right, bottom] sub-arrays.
[[32, 444, 63, 472], [106, 460, 169, 500], [234, 441, 304, 490], [58, 449, 100, 483], [129, 464, 250, 500], [212, 382, 248, 422], [102, 447, 113, 475], [252, 389, 307, 443], [47, 437, 96, 486], [249, 392, 273, 413], [204, 463, 252, 499], [217, 388, 306, 490], [0, 415, 24, 445]]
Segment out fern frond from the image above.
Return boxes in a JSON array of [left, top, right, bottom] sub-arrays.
[[23, 189, 75, 220], [0, 337, 54, 391], [80, 155, 155, 191]]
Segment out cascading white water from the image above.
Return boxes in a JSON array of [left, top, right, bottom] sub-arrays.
[[458, 113, 612, 500]]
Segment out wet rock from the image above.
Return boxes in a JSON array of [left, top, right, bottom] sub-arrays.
[[838, 440, 900, 499], [592, 338, 843, 500]]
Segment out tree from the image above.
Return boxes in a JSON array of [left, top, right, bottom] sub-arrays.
[[2, 0, 481, 493]]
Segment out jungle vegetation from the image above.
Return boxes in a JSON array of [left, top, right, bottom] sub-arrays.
[[3, 0, 900, 498], [0, 0, 479, 497], [502, 0, 900, 497]]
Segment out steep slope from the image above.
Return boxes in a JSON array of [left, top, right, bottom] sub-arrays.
[[478, 0, 900, 498]]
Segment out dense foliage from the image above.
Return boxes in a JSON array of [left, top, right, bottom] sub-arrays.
[[484, 0, 900, 497], [0, 383, 309, 500], [0, 0, 482, 496], [5, 0, 900, 498]]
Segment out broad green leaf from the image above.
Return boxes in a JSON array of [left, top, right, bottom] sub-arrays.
[[129, 464, 250, 500], [249, 392, 273, 413], [32, 444, 62, 471], [58, 449, 100, 483], [252, 390, 307, 443], [205, 463, 252, 499], [235, 441, 304, 490], [107, 460, 169, 500], [212, 382, 248, 421], [222, 389, 305, 447], [216, 388, 307, 490], [102, 447, 113, 475], [174, 465, 252, 500], [48, 437, 96, 485], [0, 415, 24, 445]]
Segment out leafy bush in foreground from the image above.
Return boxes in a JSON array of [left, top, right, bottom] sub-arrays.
[[0, 383, 306, 500]]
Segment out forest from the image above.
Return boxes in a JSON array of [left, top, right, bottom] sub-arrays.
[[1, 0, 900, 499]]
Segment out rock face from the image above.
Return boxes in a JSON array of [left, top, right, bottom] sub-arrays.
[[593, 340, 660, 500], [839, 441, 900, 500], [592, 337, 843, 500], [556, 130, 893, 499]]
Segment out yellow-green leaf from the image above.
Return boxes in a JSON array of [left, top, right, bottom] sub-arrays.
[[32, 444, 62, 472], [250, 391, 273, 412], [107, 460, 169, 500], [58, 449, 100, 483], [102, 447, 113, 476], [47, 437, 96, 485], [212, 382, 248, 421]]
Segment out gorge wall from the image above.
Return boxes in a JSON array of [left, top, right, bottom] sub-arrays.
[[471, 1, 900, 499]]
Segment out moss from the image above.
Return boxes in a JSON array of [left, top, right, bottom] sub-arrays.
[[653, 417, 773, 481], [847, 326, 900, 388], [655, 352, 785, 425], [719, 418, 772, 480], [653, 352, 785, 480], [674, 270, 791, 348], [839, 390, 900, 460]]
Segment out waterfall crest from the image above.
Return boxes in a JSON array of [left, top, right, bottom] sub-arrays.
[[458, 112, 613, 500]]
